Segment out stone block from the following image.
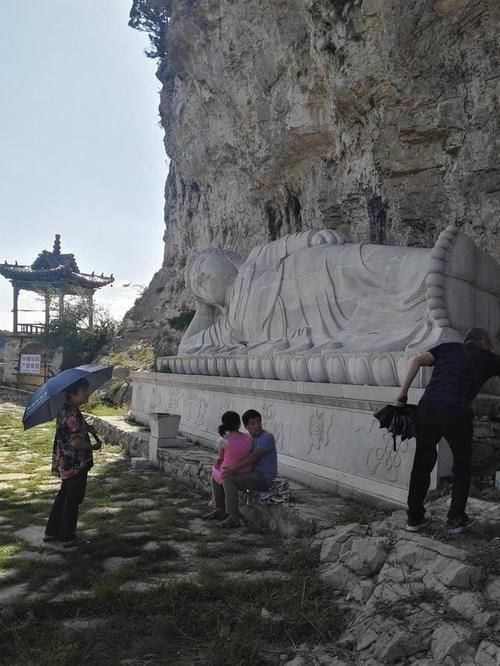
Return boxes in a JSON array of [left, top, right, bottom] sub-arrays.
[[158, 436, 189, 448], [149, 413, 181, 439], [148, 435, 188, 463], [130, 457, 151, 471]]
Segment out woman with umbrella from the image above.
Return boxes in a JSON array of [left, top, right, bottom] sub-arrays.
[[44, 378, 102, 548], [23, 364, 112, 548]]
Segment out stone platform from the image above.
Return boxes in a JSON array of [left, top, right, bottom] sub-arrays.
[[128, 371, 448, 506]]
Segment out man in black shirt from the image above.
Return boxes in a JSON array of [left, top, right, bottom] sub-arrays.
[[395, 328, 500, 534]]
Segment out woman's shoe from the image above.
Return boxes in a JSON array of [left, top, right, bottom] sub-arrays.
[[220, 516, 241, 529], [202, 510, 227, 521], [43, 534, 58, 543], [61, 538, 80, 549]]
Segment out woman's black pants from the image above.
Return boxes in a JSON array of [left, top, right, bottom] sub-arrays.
[[46, 470, 88, 541]]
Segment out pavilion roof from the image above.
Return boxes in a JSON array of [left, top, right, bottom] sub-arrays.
[[0, 234, 114, 291]]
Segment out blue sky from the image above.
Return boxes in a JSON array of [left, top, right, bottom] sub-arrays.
[[0, 0, 166, 329]]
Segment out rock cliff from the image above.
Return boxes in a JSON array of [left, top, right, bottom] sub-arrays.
[[124, 0, 500, 354]]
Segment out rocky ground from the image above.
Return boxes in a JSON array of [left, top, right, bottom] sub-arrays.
[[0, 404, 342, 666], [2, 401, 500, 665]]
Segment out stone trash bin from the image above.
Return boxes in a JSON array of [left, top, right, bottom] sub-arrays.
[[148, 413, 186, 463], [150, 413, 181, 439]]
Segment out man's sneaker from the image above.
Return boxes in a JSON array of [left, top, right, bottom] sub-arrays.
[[448, 514, 475, 535], [406, 513, 432, 532]]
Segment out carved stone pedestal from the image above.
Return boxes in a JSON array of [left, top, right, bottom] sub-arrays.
[[130, 371, 446, 506]]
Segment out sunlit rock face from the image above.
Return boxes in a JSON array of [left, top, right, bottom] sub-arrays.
[[125, 0, 500, 354]]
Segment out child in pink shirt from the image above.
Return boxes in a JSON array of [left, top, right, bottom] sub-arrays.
[[205, 411, 251, 520]]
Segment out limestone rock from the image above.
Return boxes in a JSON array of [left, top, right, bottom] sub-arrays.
[[475, 640, 500, 666], [340, 537, 389, 576], [448, 592, 482, 620], [486, 576, 500, 602], [346, 610, 433, 663], [127, 0, 500, 354], [431, 623, 475, 664], [319, 524, 369, 563]]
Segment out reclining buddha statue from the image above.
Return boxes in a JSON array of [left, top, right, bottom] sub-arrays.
[[165, 225, 500, 385]]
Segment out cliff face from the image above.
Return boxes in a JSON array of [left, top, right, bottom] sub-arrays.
[[124, 0, 500, 354]]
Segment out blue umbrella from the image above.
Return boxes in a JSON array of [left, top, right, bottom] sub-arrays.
[[23, 364, 113, 429]]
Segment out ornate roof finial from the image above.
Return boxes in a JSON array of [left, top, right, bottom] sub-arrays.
[[53, 234, 61, 255]]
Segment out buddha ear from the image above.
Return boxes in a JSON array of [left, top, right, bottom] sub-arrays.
[[226, 250, 243, 270], [310, 229, 345, 246]]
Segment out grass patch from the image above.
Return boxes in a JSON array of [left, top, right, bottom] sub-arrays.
[[1, 566, 343, 666], [100, 344, 155, 371], [195, 541, 248, 559], [83, 401, 127, 417], [337, 499, 387, 525], [0, 404, 343, 665]]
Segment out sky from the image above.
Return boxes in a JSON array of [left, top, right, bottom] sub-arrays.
[[0, 0, 167, 330]]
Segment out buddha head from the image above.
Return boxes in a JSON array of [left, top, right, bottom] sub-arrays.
[[185, 248, 242, 307]]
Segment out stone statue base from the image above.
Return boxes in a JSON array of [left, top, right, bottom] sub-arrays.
[[130, 371, 453, 505], [158, 350, 433, 386]]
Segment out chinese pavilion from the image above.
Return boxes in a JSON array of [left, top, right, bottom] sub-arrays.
[[0, 235, 114, 388], [0, 234, 114, 334]]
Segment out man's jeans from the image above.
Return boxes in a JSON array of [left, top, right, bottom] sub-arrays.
[[212, 471, 271, 516], [46, 470, 88, 541], [408, 401, 473, 523]]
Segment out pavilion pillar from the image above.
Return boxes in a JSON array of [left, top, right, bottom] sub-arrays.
[[44, 293, 50, 330], [88, 291, 94, 329], [12, 284, 19, 333]]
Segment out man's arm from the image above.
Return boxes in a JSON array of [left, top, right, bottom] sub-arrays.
[[222, 448, 266, 479], [395, 351, 435, 406]]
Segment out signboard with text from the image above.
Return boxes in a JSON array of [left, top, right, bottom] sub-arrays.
[[19, 354, 42, 375]]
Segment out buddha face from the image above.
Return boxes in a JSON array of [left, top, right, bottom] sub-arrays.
[[188, 250, 240, 307]]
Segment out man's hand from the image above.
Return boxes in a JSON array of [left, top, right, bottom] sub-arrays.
[[394, 392, 408, 407], [222, 465, 237, 479]]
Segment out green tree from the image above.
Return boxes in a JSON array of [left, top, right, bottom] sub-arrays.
[[42, 298, 117, 370], [129, 0, 170, 58]]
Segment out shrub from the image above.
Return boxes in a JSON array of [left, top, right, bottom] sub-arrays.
[[42, 300, 117, 370]]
